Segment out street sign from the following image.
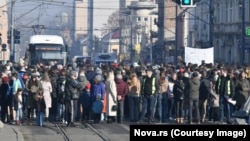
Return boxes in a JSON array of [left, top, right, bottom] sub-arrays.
[[246, 27, 250, 36]]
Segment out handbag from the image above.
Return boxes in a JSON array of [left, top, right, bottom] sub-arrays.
[[111, 105, 117, 111]]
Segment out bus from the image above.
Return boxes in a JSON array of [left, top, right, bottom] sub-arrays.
[[26, 35, 67, 65]]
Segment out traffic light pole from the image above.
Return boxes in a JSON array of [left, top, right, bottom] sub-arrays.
[[241, 0, 245, 65], [10, 0, 15, 62], [175, 4, 178, 65], [209, 0, 214, 47]]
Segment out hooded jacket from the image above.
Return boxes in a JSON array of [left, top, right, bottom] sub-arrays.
[[187, 77, 200, 100]]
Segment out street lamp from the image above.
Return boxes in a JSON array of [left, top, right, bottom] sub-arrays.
[[239, 0, 246, 65]]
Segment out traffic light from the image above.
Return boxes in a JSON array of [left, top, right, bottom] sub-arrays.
[[172, 0, 201, 7], [181, 0, 194, 7], [7, 29, 21, 44], [7, 31, 11, 44], [14, 29, 20, 44], [2, 43, 7, 51]]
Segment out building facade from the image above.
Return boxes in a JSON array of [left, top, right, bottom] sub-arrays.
[[74, 0, 88, 56], [186, 0, 250, 64], [119, 0, 157, 63], [0, 0, 9, 61]]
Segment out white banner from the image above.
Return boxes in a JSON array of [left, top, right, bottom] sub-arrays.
[[185, 47, 214, 65]]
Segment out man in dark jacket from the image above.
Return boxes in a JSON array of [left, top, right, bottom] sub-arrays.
[[65, 71, 81, 127], [187, 71, 201, 124], [48, 68, 58, 122], [115, 73, 128, 123], [138, 67, 159, 124], [215, 68, 235, 124], [199, 70, 211, 123], [56, 69, 67, 124]]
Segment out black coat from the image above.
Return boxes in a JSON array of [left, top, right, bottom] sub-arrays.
[[0, 83, 11, 106], [64, 77, 81, 101], [35, 98, 46, 113]]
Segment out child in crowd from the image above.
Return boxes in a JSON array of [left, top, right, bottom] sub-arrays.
[[92, 94, 103, 123], [81, 83, 91, 123], [15, 88, 23, 125]]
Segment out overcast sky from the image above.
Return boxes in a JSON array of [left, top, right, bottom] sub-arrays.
[[93, 0, 119, 37], [12, 0, 119, 37]]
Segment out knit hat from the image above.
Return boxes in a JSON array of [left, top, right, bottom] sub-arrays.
[[2, 76, 9, 83], [85, 83, 91, 90], [192, 71, 199, 78], [95, 75, 102, 81]]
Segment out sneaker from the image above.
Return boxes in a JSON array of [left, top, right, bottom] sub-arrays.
[[136, 119, 143, 124]]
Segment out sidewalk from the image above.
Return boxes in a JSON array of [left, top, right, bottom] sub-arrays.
[[0, 121, 24, 141]]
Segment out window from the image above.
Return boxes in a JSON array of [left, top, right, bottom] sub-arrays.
[[138, 17, 141, 21], [144, 17, 148, 21]]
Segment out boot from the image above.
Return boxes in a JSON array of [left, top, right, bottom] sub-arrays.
[[180, 118, 184, 124], [16, 120, 21, 125], [176, 118, 180, 123], [27, 119, 32, 125]]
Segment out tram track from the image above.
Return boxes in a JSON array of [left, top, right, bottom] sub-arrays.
[[55, 123, 72, 141]]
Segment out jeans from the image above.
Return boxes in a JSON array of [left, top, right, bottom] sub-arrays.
[[140, 95, 157, 122], [16, 108, 23, 121], [22, 94, 28, 113], [189, 99, 200, 122], [175, 100, 184, 119], [57, 103, 65, 121], [168, 98, 175, 119], [128, 96, 140, 122], [219, 95, 231, 122], [36, 111, 44, 126], [117, 100, 124, 122], [162, 94, 168, 122], [156, 94, 163, 122]]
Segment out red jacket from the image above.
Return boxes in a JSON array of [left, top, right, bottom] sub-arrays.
[[115, 78, 128, 101]]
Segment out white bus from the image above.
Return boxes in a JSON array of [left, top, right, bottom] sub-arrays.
[[26, 35, 67, 65]]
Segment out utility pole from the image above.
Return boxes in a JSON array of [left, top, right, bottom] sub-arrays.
[[88, 0, 93, 57], [150, 15, 153, 65], [241, 0, 245, 65], [209, 0, 214, 47], [158, 0, 165, 64], [10, 0, 15, 62], [175, 4, 178, 65]]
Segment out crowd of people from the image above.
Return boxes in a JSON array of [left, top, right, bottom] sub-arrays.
[[0, 60, 249, 127]]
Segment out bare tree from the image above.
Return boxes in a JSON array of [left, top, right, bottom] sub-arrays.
[[101, 10, 119, 36]]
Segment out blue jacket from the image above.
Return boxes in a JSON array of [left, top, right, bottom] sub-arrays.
[[91, 82, 105, 102], [80, 90, 91, 107]]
